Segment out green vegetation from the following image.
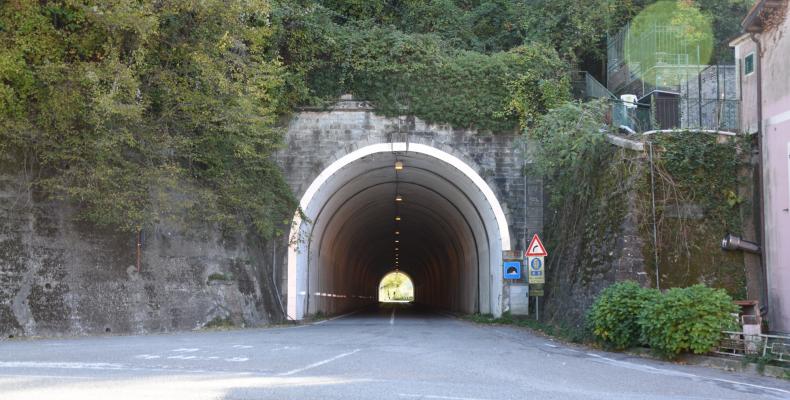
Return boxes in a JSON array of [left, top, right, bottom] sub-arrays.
[[588, 282, 738, 358], [0, 1, 296, 238], [465, 312, 591, 343], [527, 98, 750, 330], [644, 133, 750, 298], [204, 316, 236, 330], [379, 271, 414, 302], [588, 281, 660, 350], [0, 1, 753, 237], [639, 284, 738, 357], [207, 272, 234, 283]]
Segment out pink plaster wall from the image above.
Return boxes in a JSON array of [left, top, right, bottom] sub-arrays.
[[761, 9, 790, 333]]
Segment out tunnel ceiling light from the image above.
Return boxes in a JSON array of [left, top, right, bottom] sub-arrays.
[[395, 239, 399, 243], [395, 160, 404, 170], [395, 194, 403, 202], [395, 247, 399, 251], [395, 231, 400, 235], [395, 216, 401, 221]]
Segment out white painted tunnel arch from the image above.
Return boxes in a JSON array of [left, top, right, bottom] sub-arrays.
[[286, 142, 511, 320]]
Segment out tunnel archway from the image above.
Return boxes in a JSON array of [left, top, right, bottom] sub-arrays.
[[287, 142, 511, 320]]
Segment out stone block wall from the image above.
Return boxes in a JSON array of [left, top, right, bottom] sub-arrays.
[[0, 171, 282, 338], [279, 98, 538, 253]]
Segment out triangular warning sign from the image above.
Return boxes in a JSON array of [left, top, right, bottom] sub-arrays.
[[525, 234, 548, 257]]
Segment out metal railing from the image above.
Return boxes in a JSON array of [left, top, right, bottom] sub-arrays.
[[609, 98, 740, 133], [609, 99, 653, 133], [715, 331, 790, 364], [572, 71, 616, 100], [653, 97, 740, 132]]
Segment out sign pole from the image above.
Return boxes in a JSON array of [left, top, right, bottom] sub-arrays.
[[524, 234, 548, 322]]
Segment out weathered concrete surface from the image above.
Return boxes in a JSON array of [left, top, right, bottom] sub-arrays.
[[1, 304, 788, 400], [279, 98, 539, 252], [0, 171, 282, 338], [277, 97, 541, 317]]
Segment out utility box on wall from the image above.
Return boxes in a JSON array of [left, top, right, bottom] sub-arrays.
[[509, 284, 530, 315]]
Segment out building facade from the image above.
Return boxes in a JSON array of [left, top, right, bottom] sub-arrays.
[[730, 0, 790, 333]]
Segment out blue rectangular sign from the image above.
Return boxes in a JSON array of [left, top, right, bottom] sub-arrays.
[[503, 261, 521, 279]]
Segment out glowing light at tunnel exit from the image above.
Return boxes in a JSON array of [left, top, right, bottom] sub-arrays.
[[379, 271, 414, 303]]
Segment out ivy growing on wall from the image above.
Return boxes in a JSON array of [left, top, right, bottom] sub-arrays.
[[527, 102, 752, 328], [0, 1, 297, 237], [641, 132, 750, 298]]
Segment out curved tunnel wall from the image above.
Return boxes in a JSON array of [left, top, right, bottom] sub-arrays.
[[287, 143, 511, 319]]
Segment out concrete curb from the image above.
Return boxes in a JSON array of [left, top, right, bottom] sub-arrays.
[[626, 347, 790, 380]]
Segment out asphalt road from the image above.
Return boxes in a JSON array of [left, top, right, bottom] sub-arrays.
[[1, 303, 789, 400]]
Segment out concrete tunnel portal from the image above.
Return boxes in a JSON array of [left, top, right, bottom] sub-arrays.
[[287, 143, 511, 320]]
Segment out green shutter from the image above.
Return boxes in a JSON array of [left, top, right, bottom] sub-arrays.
[[745, 54, 754, 75]]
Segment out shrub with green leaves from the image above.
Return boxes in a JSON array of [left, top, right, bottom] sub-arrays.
[[588, 281, 659, 349], [639, 284, 738, 357]]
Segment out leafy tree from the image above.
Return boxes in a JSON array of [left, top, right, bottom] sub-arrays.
[[0, 1, 296, 237]]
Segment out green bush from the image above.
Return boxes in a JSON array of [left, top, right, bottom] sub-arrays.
[[588, 281, 659, 349], [639, 284, 738, 357]]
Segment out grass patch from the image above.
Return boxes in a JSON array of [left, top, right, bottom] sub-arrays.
[[464, 312, 591, 343], [203, 316, 235, 330]]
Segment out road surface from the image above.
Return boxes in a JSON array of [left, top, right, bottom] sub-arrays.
[[1, 303, 789, 399]]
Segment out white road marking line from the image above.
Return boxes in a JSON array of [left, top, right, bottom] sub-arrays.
[[586, 353, 790, 395], [171, 348, 199, 353], [167, 355, 197, 360], [232, 345, 253, 349], [390, 308, 396, 325], [278, 349, 361, 376], [224, 357, 249, 362], [134, 355, 160, 359], [398, 394, 493, 400], [0, 362, 124, 370], [312, 309, 363, 325], [544, 343, 558, 348], [0, 373, 87, 379]]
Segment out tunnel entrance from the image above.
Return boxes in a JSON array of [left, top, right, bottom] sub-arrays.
[[287, 143, 511, 320], [379, 271, 414, 303]]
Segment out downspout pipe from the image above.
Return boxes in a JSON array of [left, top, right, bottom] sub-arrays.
[[748, 32, 769, 317]]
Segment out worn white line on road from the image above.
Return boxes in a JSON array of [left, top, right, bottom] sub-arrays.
[[0, 373, 89, 380], [278, 349, 361, 376], [390, 308, 396, 325], [312, 309, 364, 325], [586, 353, 790, 395], [171, 348, 199, 353], [0, 362, 124, 370], [398, 393, 493, 400]]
